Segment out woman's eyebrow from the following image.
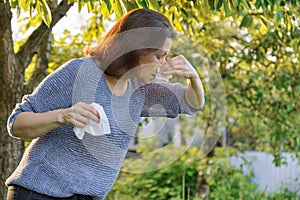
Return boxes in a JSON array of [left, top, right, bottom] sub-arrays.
[[156, 50, 169, 55]]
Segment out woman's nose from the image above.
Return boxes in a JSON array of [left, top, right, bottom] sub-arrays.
[[160, 58, 167, 65]]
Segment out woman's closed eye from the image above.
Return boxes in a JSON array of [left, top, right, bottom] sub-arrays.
[[155, 51, 168, 60]]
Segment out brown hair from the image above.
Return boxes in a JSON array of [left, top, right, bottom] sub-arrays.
[[86, 8, 176, 78]]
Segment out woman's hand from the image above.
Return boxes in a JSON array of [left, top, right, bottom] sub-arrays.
[[162, 55, 205, 109], [12, 102, 99, 139], [162, 55, 199, 79], [12, 103, 100, 140], [60, 102, 100, 128]]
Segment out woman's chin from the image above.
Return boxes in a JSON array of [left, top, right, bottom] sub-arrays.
[[143, 80, 152, 84], [138, 76, 154, 84]]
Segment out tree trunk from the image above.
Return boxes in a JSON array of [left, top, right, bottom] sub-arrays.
[[0, 1, 73, 198], [0, 2, 24, 198]]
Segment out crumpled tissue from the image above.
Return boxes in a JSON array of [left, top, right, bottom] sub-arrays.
[[73, 103, 111, 140]]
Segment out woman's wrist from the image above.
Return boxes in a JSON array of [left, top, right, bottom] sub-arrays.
[[56, 109, 66, 125]]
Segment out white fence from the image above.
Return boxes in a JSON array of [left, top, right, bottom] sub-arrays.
[[230, 151, 300, 195]]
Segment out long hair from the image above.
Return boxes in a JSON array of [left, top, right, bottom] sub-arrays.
[[86, 8, 176, 78]]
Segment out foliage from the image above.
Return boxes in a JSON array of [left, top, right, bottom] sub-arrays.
[[11, 0, 300, 34], [107, 146, 300, 199], [162, 2, 300, 164], [194, 9, 300, 164]]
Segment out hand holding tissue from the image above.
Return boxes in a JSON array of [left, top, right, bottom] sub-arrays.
[[73, 103, 111, 140]]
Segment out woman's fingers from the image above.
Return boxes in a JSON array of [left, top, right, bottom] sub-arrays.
[[76, 103, 100, 123], [64, 102, 100, 127], [164, 55, 197, 78]]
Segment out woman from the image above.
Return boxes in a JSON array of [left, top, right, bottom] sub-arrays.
[[6, 8, 205, 200]]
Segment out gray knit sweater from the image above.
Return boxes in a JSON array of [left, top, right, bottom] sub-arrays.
[[6, 58, 202, 199]]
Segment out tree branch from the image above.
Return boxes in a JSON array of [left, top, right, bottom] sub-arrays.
[[23, 31, 51, 94], [16, 1, 74, 71]]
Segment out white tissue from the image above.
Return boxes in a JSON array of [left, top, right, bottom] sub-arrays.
[[155, 67, 169, 82], [73, 103, 111, 140]]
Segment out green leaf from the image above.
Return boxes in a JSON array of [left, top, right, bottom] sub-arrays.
[[240, 0, 251, 9], [266, 0, 274, 6], [261, 0, 268, 10], [216, 0, 223, 10], [10, 0, 19, 8], [230, 0, 239, 9], [255, 0, 261, 9], [123, 0, 139, 11], [240, 14, 253, 28], [104, 0, 112, 11], [146, 0, 160, 11], [136, 0, 148, 8], [286, 104, 291, 111], [223, 1, 232, 17], [260, 15, 270, 27], [276, 11, 283, 22], [209, 0, 215, 10]]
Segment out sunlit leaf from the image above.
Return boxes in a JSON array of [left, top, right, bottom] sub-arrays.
[[87, 0, 94, 12], [37, 0, 52, 27], [100, 1, 110, 18], [104, 0, 112, 11], [77, 1, 83, 12], [18, 0, 32, 11], [112, 0, 124, 18], [201, 0, 211, 17], [259, 22, 268, 35]]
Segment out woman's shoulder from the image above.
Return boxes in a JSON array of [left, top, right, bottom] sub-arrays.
[[50, 57, 100, 78], [56, 57, 93, 71]]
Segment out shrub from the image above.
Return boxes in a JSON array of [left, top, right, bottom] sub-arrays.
[[106, 146, 274, 200]]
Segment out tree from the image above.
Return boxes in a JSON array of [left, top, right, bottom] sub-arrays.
[[0, 1, 74, 197], [0, 0, 299, 198]]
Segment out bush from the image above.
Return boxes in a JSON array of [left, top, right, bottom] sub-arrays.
[[106, 146, 299, 200]]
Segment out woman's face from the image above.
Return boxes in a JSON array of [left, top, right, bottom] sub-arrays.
[[136, 38, 172, 84]]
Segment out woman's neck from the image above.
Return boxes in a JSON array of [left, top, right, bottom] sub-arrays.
[[104, 74, 128, 96]]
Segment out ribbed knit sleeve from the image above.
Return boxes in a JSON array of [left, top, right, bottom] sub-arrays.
[[7, 59, 83, 138], [141, 82, 204, 118]]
